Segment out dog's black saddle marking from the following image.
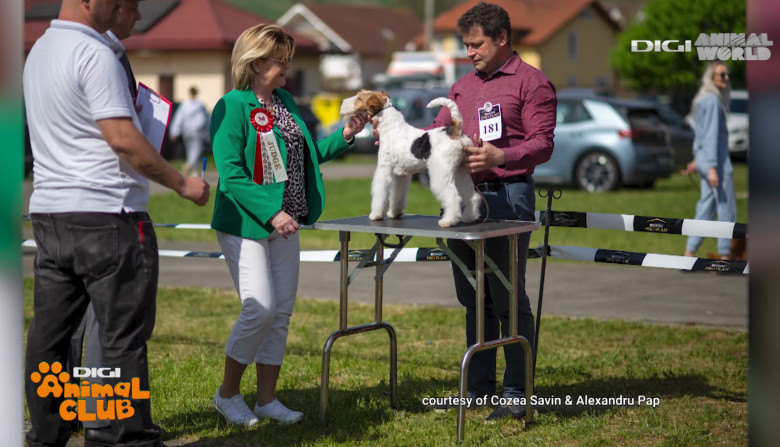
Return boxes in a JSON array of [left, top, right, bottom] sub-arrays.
[[410, 133, 432, 160]]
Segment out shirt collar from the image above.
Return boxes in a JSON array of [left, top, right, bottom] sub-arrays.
[[477, 52, 521, 79], [50, 19, 110, 47], [102, 30, 125, 57]]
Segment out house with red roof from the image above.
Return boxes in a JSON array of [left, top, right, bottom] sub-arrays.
[[277, 3, 423, 91], [433, 0, 621, 90], [24, 0, 323, 110]]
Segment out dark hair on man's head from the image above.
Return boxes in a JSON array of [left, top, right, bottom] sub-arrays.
[[457, 2, 511, 41]]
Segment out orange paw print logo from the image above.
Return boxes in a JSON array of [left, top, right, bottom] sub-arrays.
[[30, 362, 70, 398]]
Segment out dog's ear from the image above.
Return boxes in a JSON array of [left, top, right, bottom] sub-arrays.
[[381, 90, 389, 99], [365, 94, 384, 115]]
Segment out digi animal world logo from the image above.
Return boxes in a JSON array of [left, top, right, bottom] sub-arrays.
[[30, 361, 150, 422], [631, 33, 773, 60]]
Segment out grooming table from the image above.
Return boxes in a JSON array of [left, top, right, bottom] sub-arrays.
[[314, 215, 539, 442]]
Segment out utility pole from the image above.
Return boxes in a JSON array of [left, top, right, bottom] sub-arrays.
[[424, 0, 434, 51]]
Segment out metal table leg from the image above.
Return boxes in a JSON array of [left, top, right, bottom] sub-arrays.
[[320, 231, 398, 423], [450, 235, 534, 443]]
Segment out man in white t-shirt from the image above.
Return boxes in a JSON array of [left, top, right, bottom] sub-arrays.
[[23, 0, 209, 446]]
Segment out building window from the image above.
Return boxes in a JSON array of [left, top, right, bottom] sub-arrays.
[[568, 31, 578, 61]]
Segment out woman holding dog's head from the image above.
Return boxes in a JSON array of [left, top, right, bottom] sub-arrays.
[[209, 23, 367, 426]]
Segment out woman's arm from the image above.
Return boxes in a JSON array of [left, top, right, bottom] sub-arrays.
[[211, 96, 283, 225]]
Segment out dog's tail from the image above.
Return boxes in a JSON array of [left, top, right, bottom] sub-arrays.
[[427, 97, 463, 140]]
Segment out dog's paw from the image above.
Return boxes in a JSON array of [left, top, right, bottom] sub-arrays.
[[438, 217, 458, 228], [387, 211, 404, 219], [369, 212, 384, 221]]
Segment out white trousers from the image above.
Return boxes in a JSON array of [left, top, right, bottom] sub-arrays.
[[217, 230, 300, 365]]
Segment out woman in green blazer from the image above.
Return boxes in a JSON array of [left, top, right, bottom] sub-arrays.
[[210, 24, 367, 426]]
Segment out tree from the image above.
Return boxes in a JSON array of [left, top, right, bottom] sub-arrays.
[[610, 0, 746, 108]]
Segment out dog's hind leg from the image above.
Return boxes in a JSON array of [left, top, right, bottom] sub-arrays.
[[455, 167, 481, 223], [428, 164, 462, 227], [370, 166, 392, 220], [387, 174, 411, 219]]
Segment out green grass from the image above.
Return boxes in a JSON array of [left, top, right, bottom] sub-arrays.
[[23, 279, 747, 446], [148, 161, 748, 257]]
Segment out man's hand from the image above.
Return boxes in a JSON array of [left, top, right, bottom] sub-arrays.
[[462, 134, 506, 173], [707, 167, 719, 188], [271, 211, 299, 239], [178, 177, 210, 206]]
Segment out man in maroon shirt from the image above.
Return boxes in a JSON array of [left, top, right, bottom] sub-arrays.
[[430, 2, 557, 421]]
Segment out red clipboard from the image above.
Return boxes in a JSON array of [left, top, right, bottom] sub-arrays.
[[134, 82, 173, 153]]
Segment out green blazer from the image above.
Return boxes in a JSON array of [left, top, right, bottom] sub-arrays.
[[210, 88, 351, 239]]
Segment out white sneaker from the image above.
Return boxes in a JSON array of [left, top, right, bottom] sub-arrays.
[[253, 399, 304, 425], [212, 388, 259, 426]]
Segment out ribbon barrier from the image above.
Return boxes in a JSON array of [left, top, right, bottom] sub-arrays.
[[23, 214, 745, 240], [20, 241, 748, 274], [22, 209, 748, 274], [534, 210, 747, 240]]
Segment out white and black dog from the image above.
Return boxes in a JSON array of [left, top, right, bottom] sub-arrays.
[[340, 90, 481, 227]]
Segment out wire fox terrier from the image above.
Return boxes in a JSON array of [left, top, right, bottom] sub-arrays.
[[340, 90, 481, 227]]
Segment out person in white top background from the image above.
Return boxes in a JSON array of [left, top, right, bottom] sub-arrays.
[[23, 0, 209, 445], [170, 86, 211, 177]]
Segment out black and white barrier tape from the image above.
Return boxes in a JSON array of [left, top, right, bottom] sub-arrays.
[[23, 214, 746, 240], [20, 241, 748, 274], [535, 211, 747, 239]]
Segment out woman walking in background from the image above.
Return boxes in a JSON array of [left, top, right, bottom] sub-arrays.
[[684, 61, 737, 260], [209, 24, 367, 426]]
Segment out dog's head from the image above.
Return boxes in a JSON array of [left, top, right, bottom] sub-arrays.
[[340, 90, 391, 119]]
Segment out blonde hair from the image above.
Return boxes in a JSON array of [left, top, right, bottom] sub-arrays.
[[691, 61, 730, 115], [231, 24, 295, 90]]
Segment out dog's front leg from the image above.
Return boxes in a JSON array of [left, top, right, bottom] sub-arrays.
[[369, 166, 392, 220], [387, 174, 411, 219]]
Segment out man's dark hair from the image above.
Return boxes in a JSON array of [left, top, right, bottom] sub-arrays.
[[457, 2, 511, 41]]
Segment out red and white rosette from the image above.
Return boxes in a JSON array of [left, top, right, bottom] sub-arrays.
[[250, 107, 287, 185]]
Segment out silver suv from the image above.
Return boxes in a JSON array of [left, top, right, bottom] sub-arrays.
[[534, 93, 674, 192]]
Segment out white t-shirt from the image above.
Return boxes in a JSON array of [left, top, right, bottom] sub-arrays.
[[24, 20, 149, 213], [170, 98, 210, 138]]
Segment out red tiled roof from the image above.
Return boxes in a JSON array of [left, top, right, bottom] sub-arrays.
[[434, 0, 617, 46], [25, 0, 319, 53], [300, 3, 423, 56]]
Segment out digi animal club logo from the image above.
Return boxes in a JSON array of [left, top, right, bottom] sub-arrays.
[[30, 361, 150, 422]]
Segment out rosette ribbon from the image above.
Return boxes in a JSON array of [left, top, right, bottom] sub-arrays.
[[250, 107, 287, 185]]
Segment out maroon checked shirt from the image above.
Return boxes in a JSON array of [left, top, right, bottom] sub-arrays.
[[431, 52, 557, 183]]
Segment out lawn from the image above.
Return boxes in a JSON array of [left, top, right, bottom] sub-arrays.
[[22, 279, 747, 446], [148, 159, 748, 258]]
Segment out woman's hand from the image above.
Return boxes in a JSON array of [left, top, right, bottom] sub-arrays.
[[707, 167, 719, 188], [680, 160, 696, 175], [342, 114, 369, 141], [271, 211, 299, 239]]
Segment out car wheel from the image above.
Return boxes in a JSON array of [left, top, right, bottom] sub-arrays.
[[574, 151, 620, 192]]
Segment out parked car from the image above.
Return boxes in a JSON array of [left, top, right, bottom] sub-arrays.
[[727, 90, 748, 158], [652, 103, 694, 166], [534, 92, 674, 192]]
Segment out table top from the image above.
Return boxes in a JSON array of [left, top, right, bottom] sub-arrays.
[[314, 215, 539, 240]]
